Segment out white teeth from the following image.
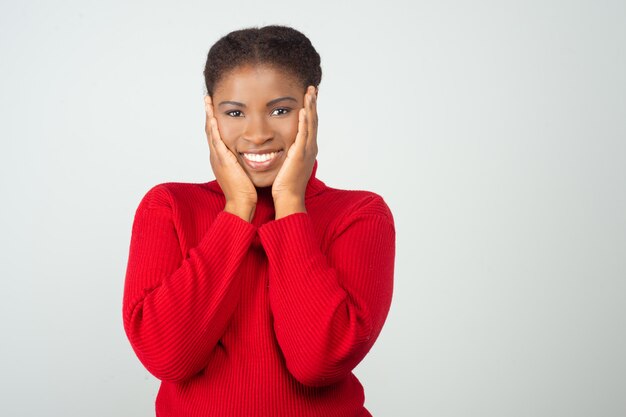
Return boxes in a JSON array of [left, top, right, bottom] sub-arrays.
[[242, 152, 278, 162]]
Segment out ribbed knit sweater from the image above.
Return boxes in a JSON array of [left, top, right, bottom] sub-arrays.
[[122, 159, 396, 417]]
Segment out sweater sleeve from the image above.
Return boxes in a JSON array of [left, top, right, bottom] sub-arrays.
[[257, 195, 395, 387], [122, 185, 257, 383]]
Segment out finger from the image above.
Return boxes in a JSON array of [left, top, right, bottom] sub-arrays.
[[307, 86, 318, 145], [309, 86, 318, 124], [204, 96, 217, 137], [205, 103, 215, 155], [301, 87, 313, 150], [209, 118, 222, 158], [210, 117, 236, 164], [295, 107, 307, 151], [204, 99, 219, 157], [204, 98, 213, 137], [204, 104, 211, 138], [287, 108, 304, 159], [205, 95, 215, 119]]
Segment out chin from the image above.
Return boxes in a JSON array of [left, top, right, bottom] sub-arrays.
[[250, 174, 275, 189]]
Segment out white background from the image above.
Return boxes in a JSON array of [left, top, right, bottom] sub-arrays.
[[1, 1, 625, 416]]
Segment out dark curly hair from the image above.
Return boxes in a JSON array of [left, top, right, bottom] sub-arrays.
[[203, 25, 322, 97]]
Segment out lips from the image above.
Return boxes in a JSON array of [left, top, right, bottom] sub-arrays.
[[239, 149, 282, 154]]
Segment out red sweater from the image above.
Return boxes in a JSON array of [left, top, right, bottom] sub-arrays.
[[122, 160, 396, 417]]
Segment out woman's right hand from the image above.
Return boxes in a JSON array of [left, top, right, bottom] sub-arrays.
[[204, 95, 257, 222]]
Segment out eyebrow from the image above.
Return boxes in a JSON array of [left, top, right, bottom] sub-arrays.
[[218, 96, 298, 108]]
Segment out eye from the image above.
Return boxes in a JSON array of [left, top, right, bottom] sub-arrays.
[[271, 107, 290, 116], [225, 110, 243, 117]]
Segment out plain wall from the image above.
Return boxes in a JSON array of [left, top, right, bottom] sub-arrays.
[[1, 0, 624, 416]]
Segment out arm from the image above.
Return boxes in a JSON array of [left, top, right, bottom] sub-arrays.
[[122, 185, 257, 382], [257, 195, 396, 387]]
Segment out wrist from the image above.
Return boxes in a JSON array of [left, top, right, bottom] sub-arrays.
[[224, 202, 256, 223], [274, 198, 306, 220]]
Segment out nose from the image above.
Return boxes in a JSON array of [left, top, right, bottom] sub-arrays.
[[243, 114, 273, 145]]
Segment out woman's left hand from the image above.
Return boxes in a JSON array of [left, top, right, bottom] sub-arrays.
[[272, 85, 318, 215]]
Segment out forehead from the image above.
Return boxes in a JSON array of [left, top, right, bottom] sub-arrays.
[[214, 64, 303, 98]]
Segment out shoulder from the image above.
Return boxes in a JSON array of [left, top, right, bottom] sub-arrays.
[[316, 185, 395, 227], [135, 181, 219, 212]]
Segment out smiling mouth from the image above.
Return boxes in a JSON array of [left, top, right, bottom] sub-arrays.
[[240, 151, 280, 162], [239, 150, 283, 170]]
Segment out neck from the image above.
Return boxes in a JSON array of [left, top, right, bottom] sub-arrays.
[[256, 184, 274, 203]]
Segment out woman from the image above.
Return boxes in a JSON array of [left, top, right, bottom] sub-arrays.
[[122, 25, 396, 417]]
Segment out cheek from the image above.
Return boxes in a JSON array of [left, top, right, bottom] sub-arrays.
[[278, 117, 299, 145]]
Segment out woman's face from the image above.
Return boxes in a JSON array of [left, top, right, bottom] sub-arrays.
[[211, 64, 310, 188]]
